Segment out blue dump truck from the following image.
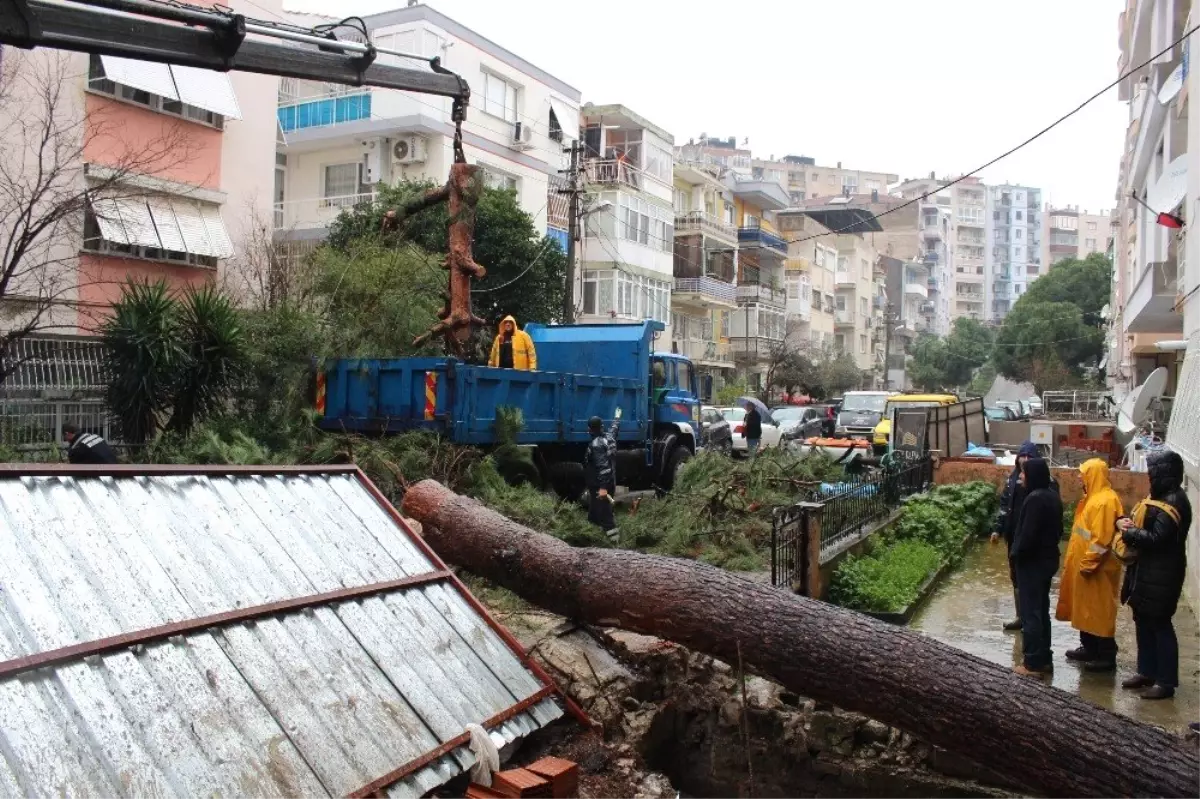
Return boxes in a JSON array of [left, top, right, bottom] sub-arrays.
[[314, 320, 702, 495]]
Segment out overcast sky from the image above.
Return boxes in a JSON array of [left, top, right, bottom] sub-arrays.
[[282, 0, 1127, 213]]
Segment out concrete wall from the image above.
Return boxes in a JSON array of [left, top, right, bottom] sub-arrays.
[[933, 458, 1150, 514]]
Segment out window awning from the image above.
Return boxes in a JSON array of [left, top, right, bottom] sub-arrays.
[[171, 64, 243, 120], [90, 198, 130, 244], [171, 200, 234, 259], [146, 197, 187, 252], [548, 96, 579, 143], [90, 195, 234, 259], [99, 55, 178, 100], [112, 197, 161, 249]]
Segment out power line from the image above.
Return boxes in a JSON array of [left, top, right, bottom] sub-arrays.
[[782, 21, 1200, 246]]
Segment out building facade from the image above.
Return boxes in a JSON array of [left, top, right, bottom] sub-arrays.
[[1044, 205, 1081, 266], [985, 183, 1043, 322], [893, 176, 953, 336], [274, 4, 581, 248], [951, 177, 988, 322], [576, 104, 676, 348], [753, 156, 898, 206]]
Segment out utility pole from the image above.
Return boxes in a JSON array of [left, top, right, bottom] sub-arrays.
[[560, 140, 583, 324], [883, 303, 896, 390]]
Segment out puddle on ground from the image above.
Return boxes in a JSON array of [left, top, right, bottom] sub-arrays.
[[911, 539, 1199, 731]]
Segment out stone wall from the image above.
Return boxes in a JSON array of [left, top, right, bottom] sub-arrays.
[[933, 457, 1150, 512]]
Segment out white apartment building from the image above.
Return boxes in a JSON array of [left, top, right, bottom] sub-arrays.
[[985, 184, 1043, 322], [754, 156, 898, 207], [576, 104, 676, 345], [274, 4, 581, 245], [951, 177, 988, 322], [893, 176, 954, 336]]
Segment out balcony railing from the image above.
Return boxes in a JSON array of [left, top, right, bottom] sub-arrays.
[[922, 226, 942, 240], [737, 283, 787, 306], [903, 281, 928, 298], [674, 276, 737, 305], [675, 210, 737, 241], [674, 338, 734, 364], [274, 192, 378, 230], [738, 225, 788, 254], [835, 271, 855, 287], [834, 309, 856, 327], [729, 336, 785, 357], [584, 158, 644, 189], [277, 89, 372, 133]]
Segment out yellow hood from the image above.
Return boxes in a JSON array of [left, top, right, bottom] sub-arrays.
[[1079, 458, 1111, 497], [498, 315, 519, 332]]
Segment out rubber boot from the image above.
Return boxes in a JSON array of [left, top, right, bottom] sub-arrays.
[[1003, 588, 1022, 631]]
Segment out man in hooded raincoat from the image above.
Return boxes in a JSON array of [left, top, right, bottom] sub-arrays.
[[1056, 458, 1125, 670], [488, 316, 537, 370], [992, 440, 1041, 630]]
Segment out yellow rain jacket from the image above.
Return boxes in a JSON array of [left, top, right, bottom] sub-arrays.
[[488, 315, 537, 370], [1055, 458, 1125, 638]]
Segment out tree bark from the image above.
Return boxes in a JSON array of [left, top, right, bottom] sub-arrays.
[[402, 479, 1199, 799]]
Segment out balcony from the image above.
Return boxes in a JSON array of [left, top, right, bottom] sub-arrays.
[[277, 85, 372, 133], [737, 225, 788, 254], [675, 210, 738, 243], [674, 337, 734, 366], [584, 158, 645, 190], [921, 251, 939, 265], [1124, 258, 1181, 333], [903, 281, 928, 298], [736, 282, 787, 306], [922, 226, 943, 242], [673, 276, 737, 308], [274, 191, 377, 230], [835, 271, 856, 287], [927, 276, 940, 292], [729, 337, 783, 359], [834, 308, 856, 328]]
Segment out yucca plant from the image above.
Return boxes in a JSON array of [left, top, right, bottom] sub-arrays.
[[167, 284, 247, 435], [102, 279, 183, 445]]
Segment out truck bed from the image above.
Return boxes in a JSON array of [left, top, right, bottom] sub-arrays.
[[317, 357, 649, 445]]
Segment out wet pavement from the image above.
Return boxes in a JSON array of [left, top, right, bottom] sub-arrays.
[[912, 539, 1199, 732]]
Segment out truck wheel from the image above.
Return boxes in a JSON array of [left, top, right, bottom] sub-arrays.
[[658, 445, 693, 495]]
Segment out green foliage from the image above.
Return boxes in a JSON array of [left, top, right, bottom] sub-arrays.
[[829, 481, 997, 613], [715, 380, 750, 406], [102, 280, 186, 445], [992, 300, 1104, 392], [967, 363, 997, 398], [1018, 254, 1112, 326], [907, 334, 949, 392], [908, 319, 995, 392], [168, 285, 246, 435], [325, 180, 568, 328], [810, 349, 864, 397], [103, 280, 248, 444]]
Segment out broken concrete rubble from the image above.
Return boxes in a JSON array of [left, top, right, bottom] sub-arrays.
[[505, 610, 1022, 798]]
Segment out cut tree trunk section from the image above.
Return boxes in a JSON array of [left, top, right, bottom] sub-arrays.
[[401, 479, 1199, 799]]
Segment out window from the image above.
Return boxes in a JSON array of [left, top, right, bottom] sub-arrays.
[[860, 297, 868, 316], [842, 176, 858, 192], [1015, 246, 1022, 258], [719, 310, 730, 338], [861, 257, 870, 279], [619, 195, 672, 251], [836, 294, 847, 311], [860, 335, 868, 354], [87, 54, 226, 130], [84, 195, 230, 268], [644, 144, 672, 183], [482, 71, 518, 123], [482, 166, 519, 194], [786, 273, 801, 299], [1015, 210, 1023, 221], [743, 213, 761, 229], [1087, 221, 1098, 230], [582, 271, 599, 315], [864, 179, 881, 193], [323, 163, 371, 204]]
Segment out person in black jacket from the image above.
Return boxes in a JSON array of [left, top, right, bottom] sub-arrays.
[[991, 440, 1040, 631], [1011, 457, 1063, 676], [64, 423, 118, 465], [743, 402, 763, 457], [584, 412, 620, 534], [1117, 449, 1192, 700]]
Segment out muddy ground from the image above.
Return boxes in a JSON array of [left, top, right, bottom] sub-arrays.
[[480, 610, 1027, 799]]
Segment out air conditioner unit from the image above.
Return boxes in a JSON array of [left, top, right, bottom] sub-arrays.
[[511, 121, 534, 150], [393, 135, 427, 164]]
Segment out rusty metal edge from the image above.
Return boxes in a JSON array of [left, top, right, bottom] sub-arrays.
[[349, 468, 596, 731], [0, 570, 453, 680], [0, 463, 362, 477], [346, 684, 558, 799]]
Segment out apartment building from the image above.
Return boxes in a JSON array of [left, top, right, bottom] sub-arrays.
[[777, 201, 888, 388], [754, 156, 898, 207], [951, 177, 988, 322], [893, 175, 953, 336], [727, 176, 791, 390], [1109, 0, 1189, 400], [1044, 205, 1081, 266], [576, 104, 676, 344], [274, 3, 581, 247], [670, 156, 739, 399], [0, 1, 278, 336], [778, 215, 838, 351], [1076, 209, 1112, 259], [985, 183, 1043, 321], [675, 136, 752, 179]]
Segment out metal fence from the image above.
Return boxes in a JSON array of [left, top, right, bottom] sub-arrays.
[[771, 457, 933, 593], [0, 400, 116, 448]]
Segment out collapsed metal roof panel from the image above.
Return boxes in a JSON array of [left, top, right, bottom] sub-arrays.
[[0, 467, 562, 798]]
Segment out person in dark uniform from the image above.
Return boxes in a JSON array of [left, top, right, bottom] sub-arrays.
[[63, 423, 118, 464], [584, 410, 620, 535], [992, 440, 1040, 631]]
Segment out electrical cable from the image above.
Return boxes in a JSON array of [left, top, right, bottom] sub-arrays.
[[781, 21, 1200, 245]]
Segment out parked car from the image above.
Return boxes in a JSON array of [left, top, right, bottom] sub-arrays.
[[771, 406, 825, 441], [699, 405, 733, 454], [1025, 396, 1043, 415], [984, 406, 1018, 423], [810, 402, 840, 436], [995, 400, 1027, 419], [720, 406, 783, 455]]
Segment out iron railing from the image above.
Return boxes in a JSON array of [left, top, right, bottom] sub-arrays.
[[0, 400, 117, 448], [771, 457, 933, 592]]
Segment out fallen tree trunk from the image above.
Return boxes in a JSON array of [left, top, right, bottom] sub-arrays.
[[402, 479, 1199, 799]]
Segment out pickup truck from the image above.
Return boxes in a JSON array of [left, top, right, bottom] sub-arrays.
[[313, 320, 702, 495]]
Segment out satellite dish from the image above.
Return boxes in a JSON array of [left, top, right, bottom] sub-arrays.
[[1158, 62, 1185, 105], [1117, 367, 1168, 434], [1146, 156, 1188, 213], [1101, 303, 1111, 320]]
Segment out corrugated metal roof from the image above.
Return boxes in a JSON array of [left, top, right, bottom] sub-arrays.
[[0, 467, 562, 798]]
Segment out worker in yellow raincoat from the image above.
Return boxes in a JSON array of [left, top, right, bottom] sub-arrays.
[[1056, 458, 1125, 671]]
